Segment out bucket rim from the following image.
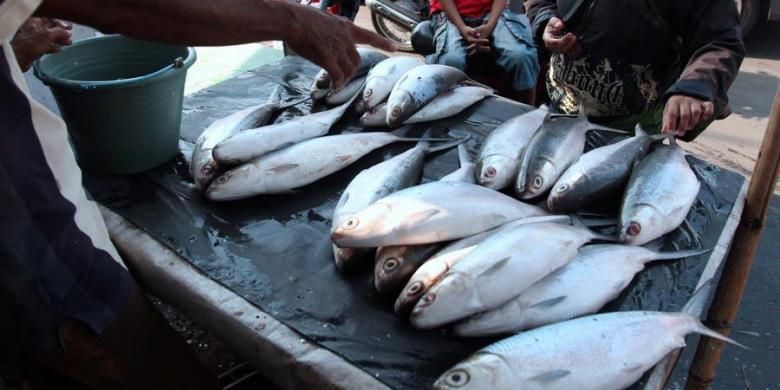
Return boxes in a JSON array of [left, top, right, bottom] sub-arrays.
[[32, 34, 196, 90]]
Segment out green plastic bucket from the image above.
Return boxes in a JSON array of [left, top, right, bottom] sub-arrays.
[[34, 35, 196, 174]]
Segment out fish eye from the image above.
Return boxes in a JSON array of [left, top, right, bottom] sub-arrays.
[[627, 221, 642, 236], [201, 163, 214, 175], [383, 258, 399, 271], [216, 175, 231, 184], [555, 183, 569, 192], [391, 107, 402, 117], [418, 292, 436, 307], [364, 89, 372, 97], [485, 166, 497, 178], [533, 176, 544, 189], [445, 369, 470, 387], [342, 217, 360, 230], [407, 281, 424, 295]]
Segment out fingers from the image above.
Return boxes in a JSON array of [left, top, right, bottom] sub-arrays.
[[662, 98, 679, 136], [549, 17, 565, 33], [48, 25, 72, 46], [322, 55, 345, 90], [678, 100, 691, 134], [702, 101, 715, 120], [350, 24, 397, 52], [334, 47, 358, 89]]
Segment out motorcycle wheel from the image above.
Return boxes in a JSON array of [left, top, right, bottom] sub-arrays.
[[370, 11, 415, 52]]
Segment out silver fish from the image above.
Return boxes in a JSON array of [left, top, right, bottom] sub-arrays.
[[331, 137, 444, 270], [386, 64, 469, 127], [311, 69, 331, 101], [439, 144, 476, 183], [330, 181, 547, 248], [212, 88, 360, 165], [476, 107, 548, 190], [374, 243, 444, 294], [434, 286, 744, 390], [363, 56, 423, 110], [191, 86, 282, 191], [515, 108, 622, 199], [311, 48, 388, 101], [547, 125, 664, 212], [207, 132, 425, 200], [326, 76, 367, 105], [454, 244, 710, 336], [360, 86, 492, 127], [410, 222, 608, 329], [619, 143, 700, 245]]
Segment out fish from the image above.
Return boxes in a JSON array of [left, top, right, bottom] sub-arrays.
[[331, 135, 459, 270], [190, 86, 282, 191], [393, 214, 579, 317], [325, 75, 367, 105], [374, 243, 445, 294], [439, 144, 476, 183], [386, 64, 469, 127], [433, 284, 745, 390], [515, 106, 623, 199], [212, 87, 361, 165], [330, 181, 547, 248], [311, 48, 388, 101], [547, 125, 664, 212], [363, 56, 423, 110], [206, 132, 434, 200], [619, 142, 700, 245], [410, 222, 610, 329], [476, 107, 548, 190], [360, 86, 492, 127], [454, 244, 711, 336]]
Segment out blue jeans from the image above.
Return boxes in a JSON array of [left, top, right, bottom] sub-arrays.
[[427, 10, 539, 91]]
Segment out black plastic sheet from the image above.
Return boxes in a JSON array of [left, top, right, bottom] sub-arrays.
[[83, 56, 745, 389]]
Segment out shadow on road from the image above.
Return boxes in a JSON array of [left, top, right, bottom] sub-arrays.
[[729, 70, 779, 120]]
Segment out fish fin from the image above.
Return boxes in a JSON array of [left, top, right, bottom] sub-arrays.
[[426, 136, 467, 154], [457, 143, 472, 166], [570, 214, 618, 228], [529, 369, 571, 383], [621, 364, 645, 374], [587, 123, 631, 134], [589, 231, 618, 242], [650, 247, 712, 261], [528, 295, 567, 309], [331, 80, 367, 116], [267, 163, 300, 174], [682, 279, 715, 315], [311, 89, 329, 101], [476, 257, 511, 279], [336, 191, 350, 208], [267, 84, 283, 106], [277, 95, 311, 110], [634, 123, 647, 137], [400, 209, 441, 227], [459, 78, 495, 93], [692, 322, 749, 350]]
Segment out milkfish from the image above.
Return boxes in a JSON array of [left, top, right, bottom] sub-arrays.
[[619, 142, 700, 246], [331, 135, 460, 270], [476, 107, 548, 190], [393, 215, 574, 317], [515, 106, 623, 199], [439, 144, 476, 183], [206, 132, 433, 200], [360, 86, 492, 127], [212, 87, 361, 165], [454, 244, 711, 336], [434, 285, 745, 390], [330, 181, 547, 248], [410, 222, 611, 329], [310, 48, 388, 101], [386, 64, 470, 128], [191, 86, 282, 191], [363, 56, 423, 110], [547, 124, 665, 212], [325, 75, 367, 105]]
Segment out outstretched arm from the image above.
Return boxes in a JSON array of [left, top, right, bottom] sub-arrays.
[[36, 0, 396, 87]]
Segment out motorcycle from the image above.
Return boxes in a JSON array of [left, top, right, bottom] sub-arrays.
[[366, 0, 429, 52]]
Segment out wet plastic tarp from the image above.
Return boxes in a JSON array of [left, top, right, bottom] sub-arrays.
[[83, 56, 745, 389]]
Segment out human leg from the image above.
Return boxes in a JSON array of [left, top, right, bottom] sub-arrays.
[[490, 11, 539, 100], [426, 13, 468, 71]]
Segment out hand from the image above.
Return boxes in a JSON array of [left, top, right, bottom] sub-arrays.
[[458, 25, 490, 51], [286, 7, 397, 89], [466, 23, 494, 56], [542, 17, 578, 57], [662, 95, 715, 137], [11, 17, 73, 71]]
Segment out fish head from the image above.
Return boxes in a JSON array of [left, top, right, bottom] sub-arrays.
[[395, 274, 433, 316], [520, 158, 558, 200], [204, 166, 254, 201], [386, 91, 416, 128], [192, 150, 220, 191], [330, 202, 393, 247], [374, 246, 409, 294], [619, 204, 663, 246], [410, 272, 475, 329], [476, 155, 517, 190], [546, 170, 587, 212], [433, 353, 514, 390], [333, 245, 360, 271]]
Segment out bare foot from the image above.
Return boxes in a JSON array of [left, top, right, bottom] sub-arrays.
[[11, 18, 73, 71]]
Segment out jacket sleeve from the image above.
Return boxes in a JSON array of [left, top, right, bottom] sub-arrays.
[[524, 0, 558, 45], [664, 0, 746, 119]]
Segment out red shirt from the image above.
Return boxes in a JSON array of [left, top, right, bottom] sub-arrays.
[[429, 0, 492, 19]]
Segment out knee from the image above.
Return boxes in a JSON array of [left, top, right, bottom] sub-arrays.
[[497, 47, 540, 90], [434, 50, 467, 71]]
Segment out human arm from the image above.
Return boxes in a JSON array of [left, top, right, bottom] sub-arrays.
[[12, 17, 72, 71], [661, 0, 745, 136], [472, 0, 507, 39], [523, 0, 557, 44], [35, 0, 396, 88]]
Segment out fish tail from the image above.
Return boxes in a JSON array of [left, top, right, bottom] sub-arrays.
[[457, 143, 472, 166], [570, 214, 617, 228], [648, 248, 713, 262], [634, 123, 647, 136], [691, 322, 749, 350], [681, 279, 715, 315]]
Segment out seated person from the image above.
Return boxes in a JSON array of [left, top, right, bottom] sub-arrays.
[[427, 0, 539, 103]]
